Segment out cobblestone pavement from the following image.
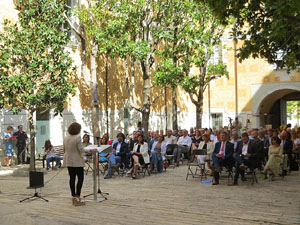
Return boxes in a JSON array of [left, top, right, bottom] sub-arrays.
[[0, 164, 299, 225]]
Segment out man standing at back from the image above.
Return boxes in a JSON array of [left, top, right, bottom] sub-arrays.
[[14, 125, 28, 164]]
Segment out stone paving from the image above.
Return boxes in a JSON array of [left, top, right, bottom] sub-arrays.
[[0, 163, 299, 225]]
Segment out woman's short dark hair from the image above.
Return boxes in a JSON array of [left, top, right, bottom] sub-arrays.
[[83, 134, 90, 142], [44, 140, 52, 150], [100, 136, 108, 145], [271, 136, 281, 145], [137, 134, 144, 144], [7, 125, 13, 131], [117, 132, 125, 140], [68, 122, 81, 135], [202, 133, 209, 139], [195, 129, 201, 137], [158, 135, 165, 141]]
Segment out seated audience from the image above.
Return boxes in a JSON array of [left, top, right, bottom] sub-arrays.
[[128, 131, 138, 151], [251, 129, 265, 163], [191, 129, 202, 149], [291, 130, 300, 152], [230, 133, 259, 185], [98, 136, 110, 163], [130, 134, 149, 179], [44, 140, 62, 169], [159, 130, 164, 137], [105, 133, 129, 179], [112, 131, 128, 145], [165, 129, 177, 155], [197, 134, 213, 174], [103, 133, 113, 145], [150, 135, 166, 173], [212, 132, 234, 185], [82, 134, 91, 147], [149, 132, 158, 153], [189, 127, 195, 138], [173, 129, 192, 166], [172, 129, 179, 139], [261, 136, 283, 180], [281, 131, 293, 174], [190, 129, 202, 162], [230, 131, 240, 152], [258, 130, 266, 142]]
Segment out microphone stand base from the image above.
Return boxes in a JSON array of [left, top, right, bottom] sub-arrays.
[[83, 189, 109, 201]]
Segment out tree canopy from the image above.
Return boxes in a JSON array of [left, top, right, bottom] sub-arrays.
[[203, 0, 300, 71], [154, 0, 228, 127], [0, 0, 76, 170], [0, 0, 76, 115]]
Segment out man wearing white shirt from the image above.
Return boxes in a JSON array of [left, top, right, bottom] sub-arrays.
[[173, 129, 192, 166], [165, 129, 178, 155], [165, 130, 177, 145], [105, 133, 129, 179], [230, 133, 258, 185]]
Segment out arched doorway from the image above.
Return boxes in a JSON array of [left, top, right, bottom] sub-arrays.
[[257, 90, 300, 129], [251, 82, 300, 128]]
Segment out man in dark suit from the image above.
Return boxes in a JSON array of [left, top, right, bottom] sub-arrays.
[[14, 125, 28, 164], [230, 132, 260, 185], [212, 132, 234, 185], [105, 133, 129, 179]]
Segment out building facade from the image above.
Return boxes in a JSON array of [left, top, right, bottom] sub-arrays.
[[0, 0, 299, 158]]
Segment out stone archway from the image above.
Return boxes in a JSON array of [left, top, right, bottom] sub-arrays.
[[251, 82, 300, 128]]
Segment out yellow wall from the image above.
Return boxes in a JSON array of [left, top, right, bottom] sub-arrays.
[[2, 0, 300, 129]]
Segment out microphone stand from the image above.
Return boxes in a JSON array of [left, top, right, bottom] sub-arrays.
[[83, 151, 109, 202], [20, 132, 48, 203], [83, 133, 109, 202]]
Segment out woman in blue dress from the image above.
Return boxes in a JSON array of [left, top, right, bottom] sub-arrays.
[[150, 135, 166, 173], [2, 126, 14, 166]]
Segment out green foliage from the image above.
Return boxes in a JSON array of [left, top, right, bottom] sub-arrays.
[[154, 0, 228, 97], [203, 0, 300, 71], [0, 0, 76, 115], [154, 58, 185, 89], [77, 0, 166, 62], [287, 101, 300, 119]]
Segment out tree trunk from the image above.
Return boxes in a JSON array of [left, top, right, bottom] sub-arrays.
[[142, 110, 150, 138], [29, 109, 36, 171], [91, 43, 100, 144], [164, 87, 168, 133], [105, 54, 109, 135], [196, 97, 203, 128], [172, 88, 178, 130]]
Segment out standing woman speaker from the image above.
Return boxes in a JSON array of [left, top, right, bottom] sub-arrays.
[[63, 122, 96, 206]]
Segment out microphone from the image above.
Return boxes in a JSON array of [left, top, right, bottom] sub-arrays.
[[83, 130, 90, 134]]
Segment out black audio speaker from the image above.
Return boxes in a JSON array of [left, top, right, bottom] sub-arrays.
[[29, 171, 44, 188]]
